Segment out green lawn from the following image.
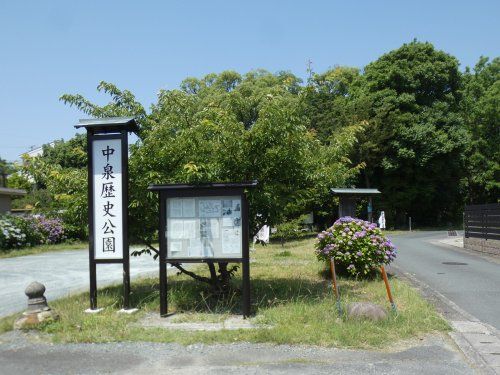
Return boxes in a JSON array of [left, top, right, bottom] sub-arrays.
[[1, 238, 449, 348], [0, 241, 88, 259]]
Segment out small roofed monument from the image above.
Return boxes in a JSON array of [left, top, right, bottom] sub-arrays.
[[0, 187, 26, 214], [331, 188, 381, 222]]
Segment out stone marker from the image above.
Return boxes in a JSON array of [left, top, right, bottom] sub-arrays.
[[346, 302, 388, 321], [14, 281, 59, 329]]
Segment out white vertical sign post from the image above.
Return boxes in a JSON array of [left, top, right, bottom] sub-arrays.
[[75, 117, 138, 312], [92, 138, 123, 260]]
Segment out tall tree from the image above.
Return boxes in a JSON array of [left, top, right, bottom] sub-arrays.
[[359, 41, 467, 226], [461, 57, 500, 203], [304, 66, 368, 141]]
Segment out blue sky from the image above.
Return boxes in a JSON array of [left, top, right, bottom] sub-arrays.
[[1, 0, 499, 161]]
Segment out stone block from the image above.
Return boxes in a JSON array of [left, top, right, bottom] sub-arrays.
[[346, 302, 388, 321], [14, 310, 59, 329]]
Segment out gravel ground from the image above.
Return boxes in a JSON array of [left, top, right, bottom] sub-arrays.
[[0, 331, 475, 374]]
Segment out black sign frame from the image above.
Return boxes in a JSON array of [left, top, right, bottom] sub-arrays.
[[149, 182, 257, 317], [75, 117, 138, 311]]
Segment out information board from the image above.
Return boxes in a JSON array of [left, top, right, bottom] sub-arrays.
[[166, 196, 242, 259], [92, 138, 123, 260]]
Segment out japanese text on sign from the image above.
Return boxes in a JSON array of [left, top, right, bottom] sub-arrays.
[[92, 139, 123, 259]]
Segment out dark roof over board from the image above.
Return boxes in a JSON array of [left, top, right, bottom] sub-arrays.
[[74, 117, 139, 133], [148, 181, 258, 191], [0, 187, 27, 197], [331, 188, 381, 196]]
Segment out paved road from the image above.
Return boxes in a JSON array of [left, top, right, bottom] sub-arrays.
[[0, 248, 160, 317], [391, 231, 500, 330]]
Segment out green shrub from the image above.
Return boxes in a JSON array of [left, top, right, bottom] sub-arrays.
[[0, 214, 66, 250], [273, 215, 312, 246]]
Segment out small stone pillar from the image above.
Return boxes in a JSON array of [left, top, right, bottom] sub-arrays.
[[14, 282, 59, 329]]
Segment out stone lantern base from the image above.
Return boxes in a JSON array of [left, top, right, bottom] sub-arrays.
[[13, 281, 59, 330], [14, 309, 59, 330]]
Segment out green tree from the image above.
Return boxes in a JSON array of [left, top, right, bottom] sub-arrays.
[[59, 73, 359, 290], [180, 69, 303, 129], [304, 66, 368, 141], [6, 172, 32, 192], [357, 41, 467, 226], [21, 154, 87, 238], [0, 157, 16, 187], [461, 57, 500, 203], [41, 134, 87, 169]]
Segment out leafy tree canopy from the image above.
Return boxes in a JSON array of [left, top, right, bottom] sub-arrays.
[[461, 57, 500, 203], [355, 41, 467, 225], [41, 134, 87, 169]]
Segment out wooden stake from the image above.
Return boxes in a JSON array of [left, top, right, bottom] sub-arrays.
[[380, 266, 397, 311], [330, 258, 342, 315]]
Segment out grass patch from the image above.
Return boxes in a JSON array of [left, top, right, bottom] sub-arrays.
[[0, 241, 88, 259], [0, 238, 449, 348], [0, 313, 17, 335], [274, 250, 292, 257]]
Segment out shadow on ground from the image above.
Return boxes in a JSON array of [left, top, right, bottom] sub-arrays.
[[93, 267, 392, 316]]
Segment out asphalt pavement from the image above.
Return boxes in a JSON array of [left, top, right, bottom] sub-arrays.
[[390, 231, 500, 331]]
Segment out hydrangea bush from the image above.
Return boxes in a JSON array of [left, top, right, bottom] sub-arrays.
[[33, 216, 66, 244], [0, 215, 65, 250], [315, 217, 397, 276], [0, 216, 29, 249]]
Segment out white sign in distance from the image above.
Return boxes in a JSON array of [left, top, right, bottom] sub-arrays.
[[92, 138, 123, 260]]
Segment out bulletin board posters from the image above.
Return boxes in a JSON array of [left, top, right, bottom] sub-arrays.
[[166, 196, 242, 259]]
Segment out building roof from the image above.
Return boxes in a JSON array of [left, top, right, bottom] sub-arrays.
[[148, 181, 258, 191], [331, 188, 381, 196], [21, 141, 56, 159], [74, 117, 139, 133], [0, 187, 27, 197]]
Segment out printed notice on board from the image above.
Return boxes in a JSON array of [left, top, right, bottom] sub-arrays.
[[222, 227, 241, 254], [169, 219, 184, 239], [199, 200, 222, 217], [169, 198, 196, 218], [188, 239, 202, 257], [182, 199, 195, 217], [166, 196, 242, 258]]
